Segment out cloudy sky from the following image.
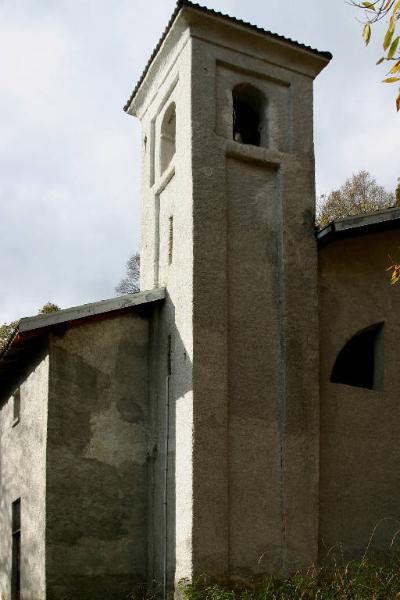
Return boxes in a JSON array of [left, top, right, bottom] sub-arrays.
[[0, 0, 398, 323]]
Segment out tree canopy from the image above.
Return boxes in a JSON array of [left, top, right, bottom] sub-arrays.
[[115, 252, 140, 295], [351, 0, 400, 110], [316, 170, 395, 228], [0, 302, 60, 353], [39, 302, 60, 314]]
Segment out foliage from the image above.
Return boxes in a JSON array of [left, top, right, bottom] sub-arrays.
[[351, 0, 400, 110], [116, 252, 140, 295], [316, 170, 395, 228], [177, 557, 400, 600], [0, 302, 60, 353], [38, 302, 60, 314], [0, 321, 19, 353]]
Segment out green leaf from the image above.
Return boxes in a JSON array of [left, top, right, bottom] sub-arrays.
[[382, 76, 400, 82], [384, 27, 394, 51], [396, 89, 400, 112], [361, 1, 375, 8], [363, 23, 372, 45], [388, 36, 400, 59], [376, 57, 385, 65]]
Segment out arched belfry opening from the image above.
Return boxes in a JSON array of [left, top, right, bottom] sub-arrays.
[[160, 102, 176, 174], [330, 323, 384, 391], [232, 83, 266, 147]]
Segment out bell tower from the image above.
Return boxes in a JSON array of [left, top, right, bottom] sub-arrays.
[[125, 0, 331, 587]]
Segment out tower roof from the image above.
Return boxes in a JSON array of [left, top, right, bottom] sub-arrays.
[[124, 0, 332, 113]]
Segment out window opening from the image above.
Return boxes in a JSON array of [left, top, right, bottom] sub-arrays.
[[232, 84, 266, 147], [160, 103, 176, 174], [12, 389, 20, 427], [330, 323, 384, 390], [11, 499, 21, 600]]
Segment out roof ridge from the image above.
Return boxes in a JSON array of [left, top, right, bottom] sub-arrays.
[[124, 1, 332, 112]]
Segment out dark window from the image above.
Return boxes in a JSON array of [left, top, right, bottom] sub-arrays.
[[11, 499, 21, 600], [160, 103, 176, 174], [12, 389, 20, 427], [330, 323, 384, 390], [232, 84, 266, 147]]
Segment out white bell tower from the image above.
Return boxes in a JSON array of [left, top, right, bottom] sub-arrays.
[[125, 0, 331, 586]]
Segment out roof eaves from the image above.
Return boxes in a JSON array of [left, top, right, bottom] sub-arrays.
[[17, 288, 166, 335], [0, 288, 166, 401], [317, 208, 400, 247], [1, 288, 165, 363], [124, 0, 332, 112]]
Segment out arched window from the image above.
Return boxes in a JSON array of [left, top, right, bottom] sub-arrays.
[[160, 102, 176, 174], [232, 84, 266, 147], [330, 323, 384, 390]]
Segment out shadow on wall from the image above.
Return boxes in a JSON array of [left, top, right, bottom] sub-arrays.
[[0, 347, 48, 600], [147, 293, 192, 593]]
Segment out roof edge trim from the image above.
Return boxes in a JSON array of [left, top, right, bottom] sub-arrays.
[[317, 207, 400, 246], [18, 288, 166, 335], [124, 0, 332, 113]]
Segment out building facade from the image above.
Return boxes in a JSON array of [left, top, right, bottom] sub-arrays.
[[1, 2, 400, 598]]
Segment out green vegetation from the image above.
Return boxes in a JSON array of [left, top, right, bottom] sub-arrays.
[[0, 302, 60, 353], [38, 302, 60, 314], [0, 320, 18, 353], [316, 170, 395, 229], [177, 558, 400, 600]]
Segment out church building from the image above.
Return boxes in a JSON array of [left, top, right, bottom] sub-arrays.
[[1, 2, 400, 599]]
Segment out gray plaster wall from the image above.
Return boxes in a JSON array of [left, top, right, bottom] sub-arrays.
[[318, 230, 400, 562], [189, 23, 325, 580], [46, 313, 150, 600], [0, 349, 49, 600]]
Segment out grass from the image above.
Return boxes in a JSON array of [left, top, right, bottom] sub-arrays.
[[176, 558, 400, 600]]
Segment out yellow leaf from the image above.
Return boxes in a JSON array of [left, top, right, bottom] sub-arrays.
[[383, 0, 392, 8], [397, 89, 400, 112], [389, 263, 400, 284], [394, 0, 400, 12], [384, 27, 394, 51], [363, 23, 372, 45], [361, 1, 375, 8], [388, 36, 400, 59], [390, 14, 397, 31], [383, 76, 400, 82], [389, 60, 400, 73]]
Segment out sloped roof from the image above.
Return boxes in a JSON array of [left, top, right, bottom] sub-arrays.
[[317, 207, 400, 247], [0, 289, 165, 401], [124, 0, 332, 112]]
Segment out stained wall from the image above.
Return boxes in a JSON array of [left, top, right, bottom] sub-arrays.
[[319, 229, 400, 561], [46, 313, 150, 600]]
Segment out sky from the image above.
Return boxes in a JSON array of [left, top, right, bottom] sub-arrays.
[[0, 0, 398, 323]]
